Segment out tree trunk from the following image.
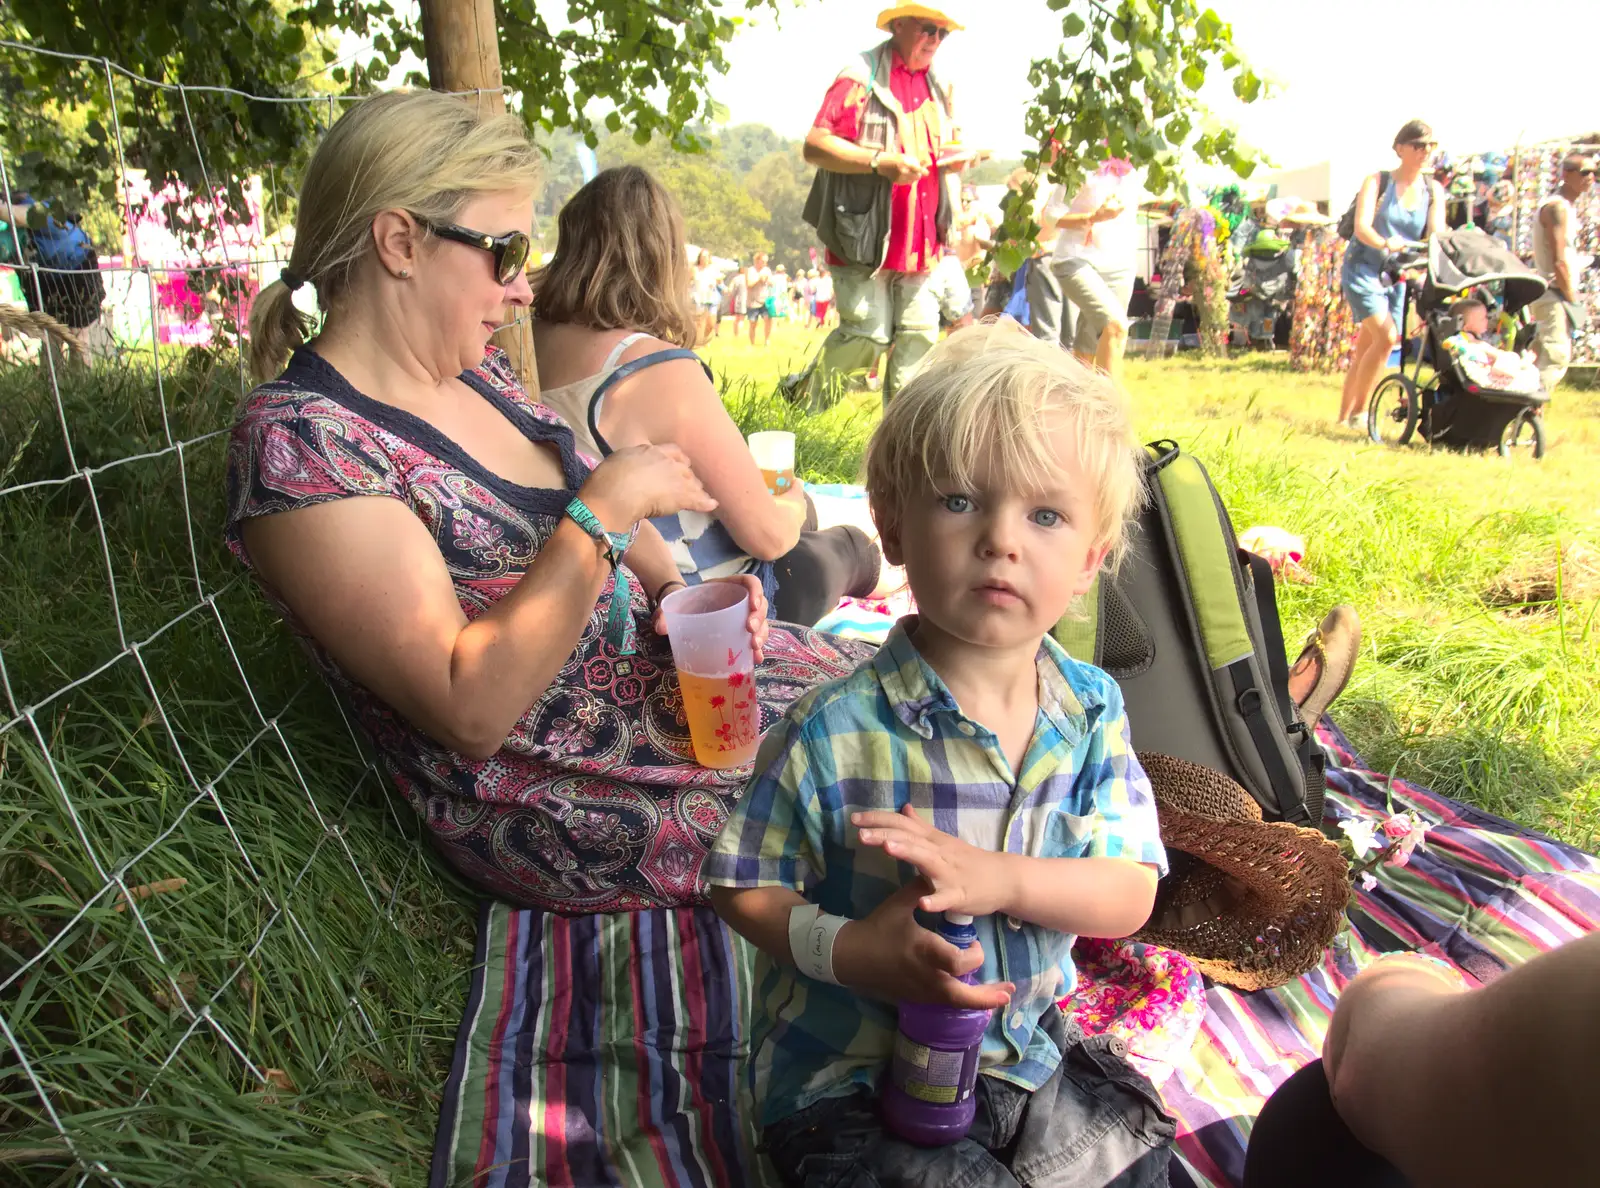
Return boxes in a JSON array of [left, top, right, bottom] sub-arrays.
[[418, 0, 539, 397]]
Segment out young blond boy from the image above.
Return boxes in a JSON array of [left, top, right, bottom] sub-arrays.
[[706, 322, 1175, 1186]]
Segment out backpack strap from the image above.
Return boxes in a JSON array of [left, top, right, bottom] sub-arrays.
[[585, 348, 713, 457], [1152, 454, 1312, 824], [1240, 548, 1327, 825]]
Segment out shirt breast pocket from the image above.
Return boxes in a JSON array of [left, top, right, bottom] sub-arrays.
[[1041, 809, 1096, 860]]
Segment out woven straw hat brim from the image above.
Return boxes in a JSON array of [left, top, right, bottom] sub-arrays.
[[1133, 753, 1351, 992], [876, 4, 965, 31]]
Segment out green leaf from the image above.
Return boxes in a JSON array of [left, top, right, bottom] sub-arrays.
[[1182, 63, 1204, 90], [996, 242, 1027, 277], [1063, 12, 1085, 36]]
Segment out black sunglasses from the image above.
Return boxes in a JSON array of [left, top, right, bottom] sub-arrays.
[[1566, 165, 1597, 177], [1401, 140, 1437, 151], [917, 21, 951, 39], [415, 216, 531, 285]]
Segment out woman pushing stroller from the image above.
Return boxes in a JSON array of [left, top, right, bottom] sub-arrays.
[[1336, 119, 1449, 431]]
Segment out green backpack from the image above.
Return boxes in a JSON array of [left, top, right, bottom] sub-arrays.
[[1053, 441, 1324, 826]]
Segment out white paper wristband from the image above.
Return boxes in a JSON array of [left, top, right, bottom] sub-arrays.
[[787, 903, 848, 985]]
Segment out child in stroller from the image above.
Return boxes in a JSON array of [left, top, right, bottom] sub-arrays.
[[1439, 297, 1542, 396]]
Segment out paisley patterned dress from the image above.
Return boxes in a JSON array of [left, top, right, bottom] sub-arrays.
[[225, 346, 874, 913]]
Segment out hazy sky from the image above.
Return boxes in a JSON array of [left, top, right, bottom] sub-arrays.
[[708, 0, 1598, 196]]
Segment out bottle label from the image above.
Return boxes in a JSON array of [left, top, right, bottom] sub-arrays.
[[890, 1031, 980, 1105]]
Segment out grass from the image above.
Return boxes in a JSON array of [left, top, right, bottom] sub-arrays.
[[0, 352, 477, 1185], [0, 320, 1595, 1184]]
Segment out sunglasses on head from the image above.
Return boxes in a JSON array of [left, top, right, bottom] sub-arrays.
[[415, 216, 531, 285], [917, 20, 951, 39]]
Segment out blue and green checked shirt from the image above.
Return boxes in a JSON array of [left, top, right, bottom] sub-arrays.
[[704, 619, 1168, 1126]]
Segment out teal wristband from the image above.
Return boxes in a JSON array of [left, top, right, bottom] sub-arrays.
[[565, 497, 640, 655]]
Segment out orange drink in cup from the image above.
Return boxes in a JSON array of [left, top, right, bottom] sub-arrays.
[[748, 431, 796, 496], [660, 583, 760, 768]]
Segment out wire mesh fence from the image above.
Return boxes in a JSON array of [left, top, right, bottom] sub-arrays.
[[1, 44, 484, 1185]]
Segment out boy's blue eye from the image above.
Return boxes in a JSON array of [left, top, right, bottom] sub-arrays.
[[941, 494, 974, 513], [1031, 508, 1063, 528]]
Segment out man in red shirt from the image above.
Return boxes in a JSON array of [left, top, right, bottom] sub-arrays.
[[797, 4, 968, 407]]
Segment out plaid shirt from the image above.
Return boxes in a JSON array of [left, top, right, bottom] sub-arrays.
[[705, 620, 1167, 1126]]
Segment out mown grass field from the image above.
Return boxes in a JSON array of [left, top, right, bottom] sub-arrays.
[[0, 321, 1594, 1185]]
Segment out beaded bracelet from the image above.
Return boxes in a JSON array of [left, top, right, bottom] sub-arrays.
[[564, 497, 639, 655]]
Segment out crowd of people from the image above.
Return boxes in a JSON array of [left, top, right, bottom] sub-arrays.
[[223, 4, 1597, 1186], [690, 249, 837, 345]]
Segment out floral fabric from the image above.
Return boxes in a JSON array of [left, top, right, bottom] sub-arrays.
[[1059, 938, 1206, 1088], [224, 346, 873, 913]]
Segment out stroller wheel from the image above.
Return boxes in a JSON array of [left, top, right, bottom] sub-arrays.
[[1367, 374, 1418, 446], [1498, 408, 1546, 461]]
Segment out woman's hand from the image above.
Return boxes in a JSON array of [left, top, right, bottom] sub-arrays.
[[832, 878, 1014, 1009], [580, 443, 716, 529], [1385, 234, 1409, 253], [650, 573, 770, 663]]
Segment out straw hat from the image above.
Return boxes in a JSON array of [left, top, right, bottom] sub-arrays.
[[876, 4, 965, 31], [1132, 753, 1350, 991]]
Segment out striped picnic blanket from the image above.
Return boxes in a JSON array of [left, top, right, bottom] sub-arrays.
[[431, 722, 1600, 1188]]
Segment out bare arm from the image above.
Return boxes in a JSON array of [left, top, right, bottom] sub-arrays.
[[240, 445, 711, 760], [1353, 174, 1388, 250], [991, 854, 1158, 938], [709, 881, 1015, 1010], [603, 351, 805, 561], [1542, 201, 1572, 298], [803, 126, 925, 185], [852, 805, 1159, 937], [1325, 932, 1600, 1187]]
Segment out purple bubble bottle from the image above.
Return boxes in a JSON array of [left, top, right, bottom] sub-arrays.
[[881, 913, 995, 1145]]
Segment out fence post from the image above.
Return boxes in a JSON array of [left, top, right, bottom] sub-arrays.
[[419, 0, 540, 397]]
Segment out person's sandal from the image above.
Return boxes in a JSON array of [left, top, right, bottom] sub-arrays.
[[1291, 605, 1361, 732]]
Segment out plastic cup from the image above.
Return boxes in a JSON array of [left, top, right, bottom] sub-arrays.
[[748, 430, 796, 497], [660, 583, 760, 769]]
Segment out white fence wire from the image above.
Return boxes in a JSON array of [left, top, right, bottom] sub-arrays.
[[0, 43, 489, 1184]]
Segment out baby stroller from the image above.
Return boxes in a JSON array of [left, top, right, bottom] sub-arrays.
[[1367, 227, 1549, 459]]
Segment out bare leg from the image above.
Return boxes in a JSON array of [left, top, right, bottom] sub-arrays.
[[1096, 319, 1129, 390], [1340, 315, 1398, 422]]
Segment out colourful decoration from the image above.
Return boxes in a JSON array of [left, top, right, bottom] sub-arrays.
[[1289, 228, 1357, 374]]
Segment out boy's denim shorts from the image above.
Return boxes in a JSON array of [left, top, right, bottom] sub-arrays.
[[761, 1006, 1176, 1188]]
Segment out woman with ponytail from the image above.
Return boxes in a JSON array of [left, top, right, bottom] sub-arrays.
[[226, 91, 872, 912]]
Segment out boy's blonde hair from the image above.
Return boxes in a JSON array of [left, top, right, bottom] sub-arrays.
[[248, 90, 543, 381], [864, 320, 1144, 570]]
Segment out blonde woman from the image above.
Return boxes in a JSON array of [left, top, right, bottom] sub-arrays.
[[533, 167, 882, 627], [232, 93, 872, 912]]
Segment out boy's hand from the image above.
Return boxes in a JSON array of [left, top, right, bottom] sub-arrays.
[[853, 804, 1015, 918], [834, 878, 1014, 1009]]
